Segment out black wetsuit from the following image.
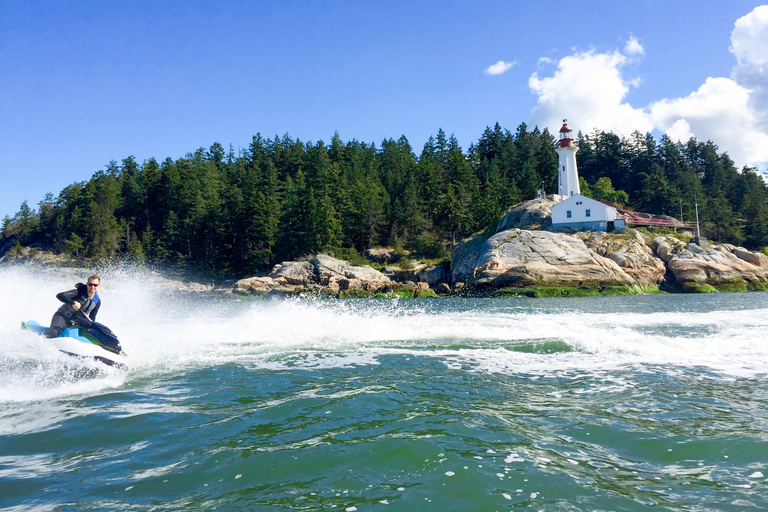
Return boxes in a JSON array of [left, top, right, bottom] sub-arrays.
[[48, 284, 101, 338]]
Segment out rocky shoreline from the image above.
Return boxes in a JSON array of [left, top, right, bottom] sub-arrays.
[[234, 199, 768, 297], [4, 199, 768, 297]]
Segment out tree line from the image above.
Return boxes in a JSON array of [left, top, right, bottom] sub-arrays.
[[3, 124, 768, 277]]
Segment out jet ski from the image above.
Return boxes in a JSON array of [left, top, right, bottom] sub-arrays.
[[22, 317, 128, 369]]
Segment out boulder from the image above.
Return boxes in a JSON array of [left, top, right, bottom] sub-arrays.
[[732, 246, 768, 268], [473, 229, 635, 287], [270, 261, 315, 285], [390, 263, 427, 283], [234, 276, 305, 294], [497, 198, 556, 232], [418, 264, 450, 286], [652, 236, 768, 290], [235, 254, 393, 295], [450, 233, 487, 284], [311, 254, 391, 291]]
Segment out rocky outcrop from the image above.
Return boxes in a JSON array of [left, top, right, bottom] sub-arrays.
[[450, 233, 488, 284], [312, 253, 392, 292], [418, 264, 450, 286], [652, 236, 768, 291], [576, 230, 666, 285], [387, 262, 427, 284], [448, 198, 768, 294], [234, 275, 308, 294], [234, 254, 394, 295], [270, 261, 315, 285], [473, 229, 636, 287], [496, 199, 556, 232]]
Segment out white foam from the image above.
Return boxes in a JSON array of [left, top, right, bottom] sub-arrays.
[[2, 265, 768, 406]]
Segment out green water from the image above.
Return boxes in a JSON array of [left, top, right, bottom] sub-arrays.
[[2, 268, 768, 510]]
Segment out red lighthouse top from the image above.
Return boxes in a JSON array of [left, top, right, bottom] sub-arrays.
[[559, 120, 574, 148]]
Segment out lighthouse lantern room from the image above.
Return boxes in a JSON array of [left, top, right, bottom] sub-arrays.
[[555, 120, 580, 197]]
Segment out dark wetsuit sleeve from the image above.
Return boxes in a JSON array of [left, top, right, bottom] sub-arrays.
[[56, 289, 79, 304]]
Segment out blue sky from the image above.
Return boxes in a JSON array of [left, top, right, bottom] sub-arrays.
[[2, 1, 768, 219]]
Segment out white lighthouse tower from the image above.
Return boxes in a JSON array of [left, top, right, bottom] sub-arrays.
[[555, 120, 580, 197]]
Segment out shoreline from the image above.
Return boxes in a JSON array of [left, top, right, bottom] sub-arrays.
[[4, 252, 768, 300]]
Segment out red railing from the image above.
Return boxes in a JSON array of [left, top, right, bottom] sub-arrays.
[[623, 212, 698, 228]]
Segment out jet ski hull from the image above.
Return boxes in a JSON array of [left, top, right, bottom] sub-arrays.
[[23, 320, 128, 369]]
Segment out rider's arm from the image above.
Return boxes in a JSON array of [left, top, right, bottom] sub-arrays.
[[56, 289, 79, 304]]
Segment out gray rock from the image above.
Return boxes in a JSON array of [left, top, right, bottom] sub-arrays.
[[577, 230, 666, 285], [418, 264, 449, 286], [450, 233, 487, 284], [311, 253, 391, 291], [653, 235, 768, 289], [473, 229, 635, 287], [497, 198, 556, 232], [270, 261, 315, 285]]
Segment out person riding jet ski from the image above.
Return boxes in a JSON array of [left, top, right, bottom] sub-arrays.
[[48, 274, 102, 338]]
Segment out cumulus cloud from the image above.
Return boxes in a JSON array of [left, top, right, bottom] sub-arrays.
[[485, 60, 516, 76], [528, 43, 652, 137], [730, 5, 768, 131], [650, 77, 768, 165], [527, 7, 768, 169], [649, 6, 768, 167], [730, 5, 768, 66]]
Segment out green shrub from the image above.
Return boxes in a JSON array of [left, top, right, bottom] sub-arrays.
[[412, 233, 448, 259]]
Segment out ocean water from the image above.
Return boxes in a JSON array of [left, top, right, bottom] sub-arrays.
[[1, 266, 768, 511]]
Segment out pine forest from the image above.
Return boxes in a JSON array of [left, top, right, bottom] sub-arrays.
[[3, 124, 768, 278]]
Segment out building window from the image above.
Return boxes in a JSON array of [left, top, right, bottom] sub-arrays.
[[586, 209, 591, 217], [566, 210, 572, 219]]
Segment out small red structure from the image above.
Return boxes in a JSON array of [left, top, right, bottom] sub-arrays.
[[559, 122, 574, 148]]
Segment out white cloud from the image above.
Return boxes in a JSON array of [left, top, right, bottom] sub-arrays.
[[648, 6, 768, 167], [485, 60, 516, 76], [665, 119, 694, 142], [528, 45, 652, 137], [527, 8, 768, 170], [730, 5, 768, 66], [624, 36, 645, 56], [650, 77, 768, 165], [731, 5, 768, 131]]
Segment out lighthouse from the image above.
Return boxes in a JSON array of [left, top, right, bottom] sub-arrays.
[[555, 120, 580, 197]]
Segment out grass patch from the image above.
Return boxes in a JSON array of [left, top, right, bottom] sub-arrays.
[[634, 226, 693, 243], [491, 283, 661, 298], [681, 282, 719, 293]]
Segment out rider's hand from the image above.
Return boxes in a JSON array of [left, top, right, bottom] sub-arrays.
[[73, 301, 81, 311]]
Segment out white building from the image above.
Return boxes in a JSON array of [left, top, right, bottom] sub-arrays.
[[550, 120, 625, 233], [551, 194, 625, 232]]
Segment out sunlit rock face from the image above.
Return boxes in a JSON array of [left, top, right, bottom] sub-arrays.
[[472, 229, 636, 287], [652, 236, 768, 291], [576, 230, 667, 285]]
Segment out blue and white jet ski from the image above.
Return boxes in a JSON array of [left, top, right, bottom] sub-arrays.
[[22, 318, 128, 369]]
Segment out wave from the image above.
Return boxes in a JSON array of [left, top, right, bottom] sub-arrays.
[[1, 264, 767, 402]]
